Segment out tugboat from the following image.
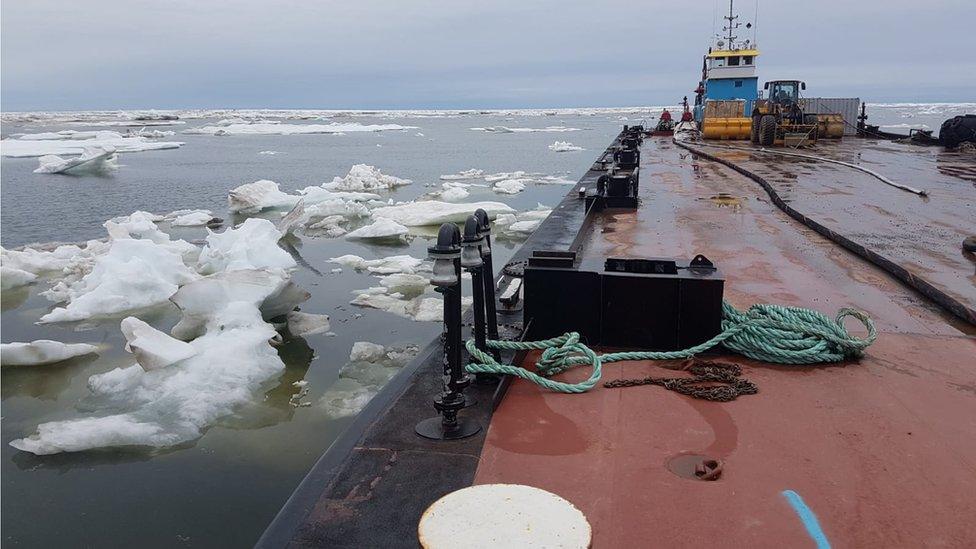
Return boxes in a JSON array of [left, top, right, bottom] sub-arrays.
[[693, 0, 759, 141]]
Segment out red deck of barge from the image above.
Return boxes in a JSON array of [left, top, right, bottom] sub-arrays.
[[473, 138, 976, 547]]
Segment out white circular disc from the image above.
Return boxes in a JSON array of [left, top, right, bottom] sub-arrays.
[[418, 483, 591, 548]]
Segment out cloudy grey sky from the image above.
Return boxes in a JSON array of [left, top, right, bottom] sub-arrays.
[[2, 0, 973, 111]]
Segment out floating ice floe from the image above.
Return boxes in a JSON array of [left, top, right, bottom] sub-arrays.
[[493, 205, 553, 237], [120, 316, 197, 371], [286, 311, 331, 337], [319, 342, 420, 418], [183, 122, 416, 136], [492, 179, 526, 194], [169, 268, 308, 340], [440, 169, 485, 181], [469, 126, 582, 133], [258, 150, 282, 155], [328, 254, 424, 274], [34, 146, 119, 174], [378, 273, 430, 297], [228, 180, 299, 214], [345, 218, 409, 240], [227, 176, 385, 217], [437, 183, 471, 201], [130, 128, 176, 138], [321, 164, 412, 192], [549, 141, 584, 152], [11, 269, 294, 455], [350, 287, 467, 322], [197, 218, 296, 274], [1, 266, 37, 289], [1, 130, 184, 158], [166, 209, 218, 227], [38, 239, 200, 323], [1, 340, 99, 367], [371, 200, 514, 226]]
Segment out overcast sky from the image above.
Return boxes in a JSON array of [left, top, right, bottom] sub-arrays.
[[2, 0, 973, 111]]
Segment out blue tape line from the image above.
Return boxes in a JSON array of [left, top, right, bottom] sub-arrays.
[[782, 490, 831, 549]]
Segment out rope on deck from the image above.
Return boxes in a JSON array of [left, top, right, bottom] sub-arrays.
[[464, 301, 877, 393]]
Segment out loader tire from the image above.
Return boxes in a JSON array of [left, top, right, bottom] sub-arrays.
[[751, 116, 761, 144], [759, 115, 776, 146]]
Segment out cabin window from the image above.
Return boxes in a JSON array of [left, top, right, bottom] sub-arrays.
[[728, 56, 740, 66], [734, 80, 743, 88], [713, 57, 726, 67], [743, 56, 753, 65]]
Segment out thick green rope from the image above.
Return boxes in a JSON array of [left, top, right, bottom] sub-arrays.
[[464, 301, 878, 393]]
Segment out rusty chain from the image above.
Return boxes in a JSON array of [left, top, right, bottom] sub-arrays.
[[603, 359, 758, 402]]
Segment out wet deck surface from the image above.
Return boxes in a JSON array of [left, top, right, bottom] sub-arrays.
[[474, 138, 976, 547], [699, 139, 976, 322]]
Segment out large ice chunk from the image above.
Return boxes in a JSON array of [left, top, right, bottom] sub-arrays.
[[345, 218, 409, 240], [227, 180, 299, 214], [548, 141, 584, 152], [328, 254, 424, 274], [1, 130, 183, 158], [34, 146, 119, 174], [371, 200, 514, 226], [39, 239, 200, 323], [492, 179, 526, 194], [10, 303, 284, 454], [1, 266, 37, 289], [319, 342, 419, 418], [169, 269, 308, 340], [184, 122, 416, 136], [197, 218, 296, 274], [1, 340, 99, 366], [120, 317, 197, 371], [286, 311, 331, 337], [321, 164, 412, 192]]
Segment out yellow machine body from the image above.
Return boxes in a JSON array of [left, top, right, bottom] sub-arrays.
[[702, 117, 753, 140]]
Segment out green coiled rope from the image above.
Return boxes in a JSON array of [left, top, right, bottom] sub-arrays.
[[464, 301, 878, 393]]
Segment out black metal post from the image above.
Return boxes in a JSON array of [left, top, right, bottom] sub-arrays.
[[474, 209, 501, 360], [416, 223, 480, 440]]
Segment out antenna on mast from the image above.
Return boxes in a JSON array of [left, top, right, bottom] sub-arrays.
[[722, 0, 741, 48]]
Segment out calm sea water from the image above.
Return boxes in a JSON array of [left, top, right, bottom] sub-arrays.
[[0, 103, 970, 547]]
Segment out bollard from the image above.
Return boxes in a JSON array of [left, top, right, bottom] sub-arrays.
[[474, 209, 501, 360], [416, 223, 481, 440], [462, 215, 497, 383]]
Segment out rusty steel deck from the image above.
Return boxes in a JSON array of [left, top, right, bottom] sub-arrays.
[[473, 138, 976, 547]]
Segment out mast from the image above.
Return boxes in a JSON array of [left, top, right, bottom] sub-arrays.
[[723, 0, 740, 48]]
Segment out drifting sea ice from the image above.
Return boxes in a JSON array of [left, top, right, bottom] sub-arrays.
[[11, 275, 289, 455], [183, 122, 416, 136], [1, 340, 99, 367], [197, 218, 296, 274], [371, 200, 515, 226], [469, 126, 582, 133], [38, 239, 200, 323], [328, 254, 424, 275], [228, 180, 299, 213], [168, 210, 218, 227], [0, 130, 184, 158], [492, 179, 526, 194], [34, 146, 119, 174], [345, 218, 409, 240], [286, 311, 331, 337], [169, 269, 308, 340], [319, 342, 420, 418], [1, 266, 37, 289], [548, 141, 584, 152], [120, 317, 197, 371], [440, 169, 485, 181], [321, 164, 412, 192], [438, 183, 470, 201]]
